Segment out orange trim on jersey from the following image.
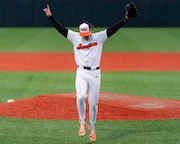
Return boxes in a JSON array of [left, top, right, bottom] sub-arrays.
[[77, 42, 97, 50]]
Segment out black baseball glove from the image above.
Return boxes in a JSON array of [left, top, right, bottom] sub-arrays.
[[125, 2, 138, 18]]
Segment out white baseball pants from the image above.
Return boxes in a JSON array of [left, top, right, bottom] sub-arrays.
[[75, 67, 101, 126]]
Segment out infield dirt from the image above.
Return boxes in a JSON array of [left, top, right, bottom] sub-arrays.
[[0, 52, 180, 71], [0, 52, 180, 120], [0, 93, 180, 120]]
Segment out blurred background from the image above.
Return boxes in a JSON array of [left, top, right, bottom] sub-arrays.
[[0, 0, 179, 27]]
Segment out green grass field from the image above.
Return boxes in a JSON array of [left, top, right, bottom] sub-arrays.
[[0, 27, 180, 52], [0, 28, 180, 144]]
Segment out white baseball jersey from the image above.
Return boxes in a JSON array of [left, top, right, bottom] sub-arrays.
[[67, 30, 108, 68]]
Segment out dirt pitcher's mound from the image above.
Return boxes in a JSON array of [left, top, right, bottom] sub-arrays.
[[0, 93, 180, 120]]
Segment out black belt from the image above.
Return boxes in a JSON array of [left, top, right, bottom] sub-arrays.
[[83, 66, 100, 70]]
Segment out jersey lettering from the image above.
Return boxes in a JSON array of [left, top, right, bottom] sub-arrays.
[[77, 42, 97, 50]]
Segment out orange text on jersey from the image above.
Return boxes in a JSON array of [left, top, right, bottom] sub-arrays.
[[77, 42, 97, 50]]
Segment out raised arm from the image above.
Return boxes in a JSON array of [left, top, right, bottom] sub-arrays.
[[43, 4, 68, 38], [106, 2, 138, 38]]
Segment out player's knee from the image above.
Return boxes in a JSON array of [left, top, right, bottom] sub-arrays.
[[76, 97, 85, 105], [76, 92, 87, 99], [90, 103, 98, 110]]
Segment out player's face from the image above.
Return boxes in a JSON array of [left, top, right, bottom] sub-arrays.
[[82, 28, 92, 40], [83, 35, 90, 40]]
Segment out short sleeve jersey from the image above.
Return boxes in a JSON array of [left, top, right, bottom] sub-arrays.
[[67, 30, 108, 68]]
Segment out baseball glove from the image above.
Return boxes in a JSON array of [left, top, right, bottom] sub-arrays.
[[125, 2, 138, 18]]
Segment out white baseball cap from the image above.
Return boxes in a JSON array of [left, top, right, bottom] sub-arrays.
[[79, 23, 91, 36]]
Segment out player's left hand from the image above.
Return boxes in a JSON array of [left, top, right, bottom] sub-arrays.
[[125, 2, 138, 19]]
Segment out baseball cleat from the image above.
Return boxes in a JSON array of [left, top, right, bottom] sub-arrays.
[[78, 123, 87, 137], [89, 128, 96, 142]]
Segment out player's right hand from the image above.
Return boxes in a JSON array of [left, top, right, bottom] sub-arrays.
[[43, 4, 52, 17]]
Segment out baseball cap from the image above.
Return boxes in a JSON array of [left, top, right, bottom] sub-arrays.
[[79, 23, 91, 36]]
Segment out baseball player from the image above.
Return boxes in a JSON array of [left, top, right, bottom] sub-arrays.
[[43, 3, 138, 142]]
